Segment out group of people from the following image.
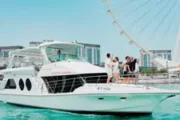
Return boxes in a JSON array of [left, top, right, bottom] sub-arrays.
[[105, 53, 139, 84]]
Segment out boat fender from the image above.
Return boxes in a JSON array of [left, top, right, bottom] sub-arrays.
[[120, 97, 126, 99], [98, 97, 104, 100]]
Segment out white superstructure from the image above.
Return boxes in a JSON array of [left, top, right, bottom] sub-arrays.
[[0, 41, 180, 115]]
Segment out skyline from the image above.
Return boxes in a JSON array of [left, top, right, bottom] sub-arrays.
[[0, 0, 179, 61]]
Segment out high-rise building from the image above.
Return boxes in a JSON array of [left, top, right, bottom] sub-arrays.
[[140, 50, 172, 67], [29, 41, 43, 47], [0, 46, 24, 58], [76, 42, 101, 66], [29, 40, 54, 47]]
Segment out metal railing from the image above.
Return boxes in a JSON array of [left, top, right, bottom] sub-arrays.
[[42, 74, 108, 93], [41, 72, 180, 93]]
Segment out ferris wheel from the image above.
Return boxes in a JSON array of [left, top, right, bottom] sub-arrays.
[[101, 0, 180, 72]]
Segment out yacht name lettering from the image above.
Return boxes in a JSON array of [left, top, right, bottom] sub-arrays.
[[97, 87, 111, 90]]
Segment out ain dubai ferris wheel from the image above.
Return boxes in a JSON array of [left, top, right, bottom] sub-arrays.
[[101, 0, 180, 72]]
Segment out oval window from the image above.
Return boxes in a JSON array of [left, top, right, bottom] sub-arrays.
[[26, 78, 32, 91], [19, 79, 24, 91]]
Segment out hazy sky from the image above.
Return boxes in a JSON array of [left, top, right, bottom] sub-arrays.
[[0, 0, 179, 61]]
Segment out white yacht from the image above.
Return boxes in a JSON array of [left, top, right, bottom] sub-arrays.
[[0, 41, 179, 116]]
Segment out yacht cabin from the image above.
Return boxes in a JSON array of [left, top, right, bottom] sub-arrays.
[[0, 41, 107, 94]]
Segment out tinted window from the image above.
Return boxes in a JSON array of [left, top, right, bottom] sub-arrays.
[[5, 79, 16, 89], [26, 78, 32, 91], [19, 79, 24, 91], [42, 75, 84, 93], [0, 50, 2, 57], [4, 51, 9, 58], [87, 48, 92, 63]]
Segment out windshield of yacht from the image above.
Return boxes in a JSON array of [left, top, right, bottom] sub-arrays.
[[45, 44, 86, 63]]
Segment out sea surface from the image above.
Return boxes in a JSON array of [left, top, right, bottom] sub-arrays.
[[1, 84, 180, 120]]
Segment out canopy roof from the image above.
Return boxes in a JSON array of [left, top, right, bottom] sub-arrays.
[[9, 41, 83, 57], [39, 41, 83, 48]]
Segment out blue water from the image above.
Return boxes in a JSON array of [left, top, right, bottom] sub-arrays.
[[1, 96, 180, 120]]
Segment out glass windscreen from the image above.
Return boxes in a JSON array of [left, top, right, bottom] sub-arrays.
[[46, 45, 86, 63], [11, 55, 43, 68]]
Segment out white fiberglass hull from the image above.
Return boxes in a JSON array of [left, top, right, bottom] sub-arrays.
[[0, 92, 174, 115]]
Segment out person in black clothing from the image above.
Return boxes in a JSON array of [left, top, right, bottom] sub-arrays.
[[130, 59, 136, 71], [122, 56, 131, 83], [128, 58, 138, 83]]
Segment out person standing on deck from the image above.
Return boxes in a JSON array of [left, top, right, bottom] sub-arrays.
[[133, 59, 140, 80], [121, 56, 131, 83], [105, 53, 113, 83], [113, 57, 120, 84]]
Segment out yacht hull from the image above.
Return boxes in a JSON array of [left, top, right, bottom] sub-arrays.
[[0, 93, 173, 115]]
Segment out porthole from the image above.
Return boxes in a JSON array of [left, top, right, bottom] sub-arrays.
[[98, 97, 104, 100], [19, 79, 24, 91], [26, 78, 32, 91], [120, 97, 126, 100]]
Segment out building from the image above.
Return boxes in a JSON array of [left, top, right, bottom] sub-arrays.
[[0, 46, 24, 66], [29, 40, 101, 66], [76, 42, 101, 66], [0, 46, 24, 58], [29, 40, 54, 47], [29, 41, 43, 47], [140, 50, 172, 67]]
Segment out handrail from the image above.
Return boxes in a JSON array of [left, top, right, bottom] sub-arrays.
[[42, 72, 180, 93], [43, 72, 180, 84]]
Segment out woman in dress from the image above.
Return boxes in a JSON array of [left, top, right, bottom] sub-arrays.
[[113, 57, 120, 84]]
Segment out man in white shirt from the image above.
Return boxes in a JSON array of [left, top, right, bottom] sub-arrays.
[[105, 53, 113, 83]]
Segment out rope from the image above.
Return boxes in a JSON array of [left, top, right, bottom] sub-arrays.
[[131, 0, 162, 26], [162, 1, 179, 40], [140, 0, 171, 34], [152, 0, 178, 36], [125, 0, 152, 17]]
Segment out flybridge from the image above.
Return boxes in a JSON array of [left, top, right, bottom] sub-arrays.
[[6, 41, 85, 69]]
